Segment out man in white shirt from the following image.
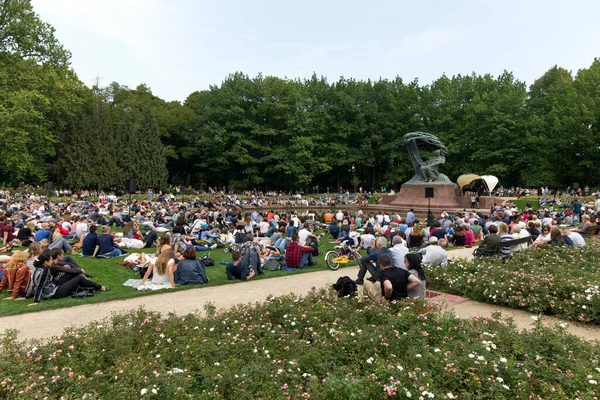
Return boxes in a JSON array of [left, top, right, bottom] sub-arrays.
[[335, 210, 344, 222], [389, 235, 408, 269], [360, 227, 376, 251], [259, 220, 270, 237], [418, 237, 448, 267], [564, 229, 586, 247], [298, 222, 317, 246], [76, 217, 88, 240], [510, 225, 530, 252]]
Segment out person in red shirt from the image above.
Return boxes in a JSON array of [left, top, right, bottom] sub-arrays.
[[0, 251, 32, 300], [283, 234, 316, 270]]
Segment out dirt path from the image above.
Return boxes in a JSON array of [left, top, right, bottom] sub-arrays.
[[2, 247, 599, 343]]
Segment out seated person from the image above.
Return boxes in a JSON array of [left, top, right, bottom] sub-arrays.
[[452, 225, 465, 247], [81, 225, 99, 256], [329, 221, 340, 240], [563, 229, 586, 247], [173, 247, 209, 285], [225, 250, 255, 281], [94, 225, 123, 258], [498, 222, 513, 258], [510, 225, 530, 252], [363, 254, 420, 303], [531, 225, 552, 248], [33, 222, 52, 242], [355, 237, 391, 285], [138, 249, 176, 290], [405, 253, 426, 299], [283, 233, 316, 270], [549, 227, 573, 246], [475, 224, 502, 255], [407, 224, 425, 249], [30, 254, 109, 306], [0, 251, 32, 300], [573, 215, 592, 235], [419, 237, 448, 267], [470, 220, 483, 241]]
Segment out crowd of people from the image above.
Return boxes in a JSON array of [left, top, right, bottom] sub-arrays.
[[0, 189, 598, 305]]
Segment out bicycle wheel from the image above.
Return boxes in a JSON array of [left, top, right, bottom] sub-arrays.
[[325, 250, 341, 270]]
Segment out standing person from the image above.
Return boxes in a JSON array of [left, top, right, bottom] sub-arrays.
[[406, 209, 415, 225], [572, 199, 582, 223], [363, 254, 420, 303]]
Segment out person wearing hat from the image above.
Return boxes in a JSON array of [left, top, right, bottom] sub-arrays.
[[418, 236, 448, 267]]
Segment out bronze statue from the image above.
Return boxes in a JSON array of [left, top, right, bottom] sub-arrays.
[[403, 132, 452, 184]]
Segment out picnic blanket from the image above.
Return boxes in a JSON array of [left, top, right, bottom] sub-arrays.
[[123, 279, 142, 288]]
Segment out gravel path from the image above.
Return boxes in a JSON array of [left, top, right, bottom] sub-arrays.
[[2, 247, 598, 343]]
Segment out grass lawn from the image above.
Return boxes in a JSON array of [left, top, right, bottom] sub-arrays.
[[0, 231, 345, 317]]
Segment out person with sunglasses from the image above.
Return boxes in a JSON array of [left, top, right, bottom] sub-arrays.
[[532, 225, 552, 248]]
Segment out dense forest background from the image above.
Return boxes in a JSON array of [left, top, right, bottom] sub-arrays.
[[2, 0, 600, 192]]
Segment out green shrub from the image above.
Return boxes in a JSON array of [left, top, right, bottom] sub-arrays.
[[429, 238, 600, 324], [2, 289, 600, 398]]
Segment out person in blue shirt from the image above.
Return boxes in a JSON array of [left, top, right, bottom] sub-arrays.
[[94, 225, 122, 258], [33, 223, 52, 242], [355, 237, 392, 285], [406, 209, 415, 224], [81, 225, 99, 256]]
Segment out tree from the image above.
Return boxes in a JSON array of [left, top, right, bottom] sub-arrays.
[[136, 107, 168, 189], [0, 0, 83, 184]]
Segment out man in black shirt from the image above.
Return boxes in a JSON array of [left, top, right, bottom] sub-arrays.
[[363, 254, 420, 302]]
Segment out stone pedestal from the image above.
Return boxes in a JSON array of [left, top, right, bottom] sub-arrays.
[[390, 184, 464, 211]]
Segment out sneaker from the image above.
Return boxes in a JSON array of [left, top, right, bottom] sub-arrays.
[[354, 279, 364, 285], [210, 243, 218, 250]]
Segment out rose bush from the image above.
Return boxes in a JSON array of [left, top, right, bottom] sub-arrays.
[[429, 238, 600, 324], [2, 288, 600, 398]]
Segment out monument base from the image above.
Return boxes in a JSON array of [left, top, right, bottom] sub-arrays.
[[390, 184, 466, 211]]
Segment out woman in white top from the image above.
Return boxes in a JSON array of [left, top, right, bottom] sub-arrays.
[[139, 248, 176, 290], [531, 225, 552, 248]]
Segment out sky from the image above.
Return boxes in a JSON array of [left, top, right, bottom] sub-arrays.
[[32, 0, 600, 103]]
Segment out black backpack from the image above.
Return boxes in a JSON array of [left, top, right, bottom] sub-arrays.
[[332, 276, 357, 298]]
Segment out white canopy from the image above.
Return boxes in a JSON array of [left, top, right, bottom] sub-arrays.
[[457, 174, 499, 193]]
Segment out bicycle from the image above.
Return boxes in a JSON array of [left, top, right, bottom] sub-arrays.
[[325, 242, 363, 270]]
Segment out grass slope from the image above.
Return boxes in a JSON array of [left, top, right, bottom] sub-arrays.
[[0, 232, 343, 317]]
